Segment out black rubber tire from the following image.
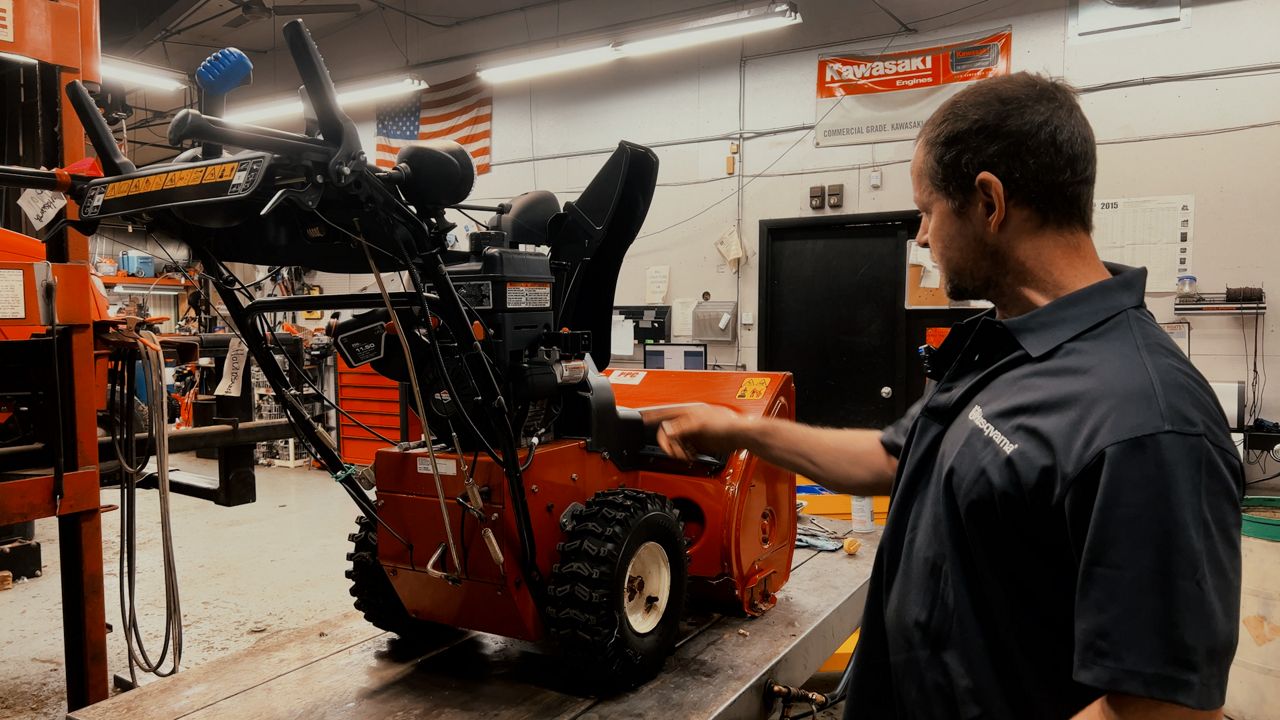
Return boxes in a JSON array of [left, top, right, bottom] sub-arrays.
[[545, 488, 688, 690], [345, 515, 445, 638]]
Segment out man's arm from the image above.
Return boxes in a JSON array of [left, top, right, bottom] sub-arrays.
[[646, 404, 897, 496], [1072, 694, 1222, 720]]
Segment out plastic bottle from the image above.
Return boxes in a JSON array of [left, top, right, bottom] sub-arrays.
[[851, 495, 876, 533]]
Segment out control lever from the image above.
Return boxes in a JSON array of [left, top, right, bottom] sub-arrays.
[[259, 184, 322, 216], [168, 110, 335, 162], [195, 48, 254, 160], [281, 20, 363, 186], [65, 81, 136, 176]]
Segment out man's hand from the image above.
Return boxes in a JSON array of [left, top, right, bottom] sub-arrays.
[[642, 404, 898, 497], [644, 404, 747, 462]]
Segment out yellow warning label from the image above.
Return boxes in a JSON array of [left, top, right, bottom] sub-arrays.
[[735, 377, 771, 400], [100, 162, 241, 200]]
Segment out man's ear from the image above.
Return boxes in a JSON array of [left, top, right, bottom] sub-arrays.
[[973, 171, 1005, 233]]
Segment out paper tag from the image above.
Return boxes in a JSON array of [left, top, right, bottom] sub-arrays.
[[214, 337, 250, 396], [0, 268, 25, 319], [609, 370, 647, 385], [17, 186, 67, 231], [416, 457, 457, 476]]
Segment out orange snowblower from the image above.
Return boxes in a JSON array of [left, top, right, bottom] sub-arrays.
[[0, 20, 797, 688]]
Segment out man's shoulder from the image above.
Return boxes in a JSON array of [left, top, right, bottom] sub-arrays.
[[1088, 307, 1225, 430], [992, 307, 1234, 466]]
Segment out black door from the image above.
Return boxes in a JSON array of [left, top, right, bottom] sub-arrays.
[[759, 213, 917, 429]]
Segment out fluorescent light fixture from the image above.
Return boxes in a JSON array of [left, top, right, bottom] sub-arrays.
[[478, 46, 618, 84], [475, 3, 801, 83], [101, 58, 186, 91], [225, 77, 426, 123], [620, 3, 802, 57], [0, 52, 38, 65], [111, 283, 184, 296]]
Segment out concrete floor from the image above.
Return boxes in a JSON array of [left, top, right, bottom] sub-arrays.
[[0, 453, 358, 719]]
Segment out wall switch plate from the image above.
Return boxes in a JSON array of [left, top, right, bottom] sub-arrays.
[[869, 169, 882, 189], [827, 183, 844, 208], [809, 186, 825, 210]]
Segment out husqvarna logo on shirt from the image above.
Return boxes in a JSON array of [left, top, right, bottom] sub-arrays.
[[968, 405, 1018, 455]]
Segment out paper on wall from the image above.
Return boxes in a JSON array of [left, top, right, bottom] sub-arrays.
[[1159, 322, 1190, 357], [908, 239, 941, 288], [907, 242, 934, 268], [1092, 195, 1193, 293], [610, 315, 635, 356], [715, 225, 745, 272], [645, 265, 670, 304], [671, 298, 696, 337]]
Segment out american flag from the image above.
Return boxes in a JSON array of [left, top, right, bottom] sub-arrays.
[[375, 74, 492, 174]]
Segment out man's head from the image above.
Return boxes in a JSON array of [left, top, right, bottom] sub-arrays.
[[911, 72, 1097, 300]]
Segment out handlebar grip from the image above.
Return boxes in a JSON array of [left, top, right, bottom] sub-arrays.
[[168, 109, 336, 163], [65, 81, 136, 176], [281, 20, 358, 159]]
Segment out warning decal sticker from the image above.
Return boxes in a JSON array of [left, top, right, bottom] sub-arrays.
[[736, 377, 771, 400]]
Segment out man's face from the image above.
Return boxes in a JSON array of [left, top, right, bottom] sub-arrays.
[[910, 143, 991, 301]]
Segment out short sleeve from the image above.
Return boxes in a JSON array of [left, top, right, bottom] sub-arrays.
[[1065, 432, 1242, 710], [879, 396, 926, 459]]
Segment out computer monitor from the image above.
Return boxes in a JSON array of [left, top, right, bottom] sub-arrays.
[[643, 343, 708, 370]]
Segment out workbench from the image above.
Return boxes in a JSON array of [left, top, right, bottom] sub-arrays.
[[70, 523, 879, 720]]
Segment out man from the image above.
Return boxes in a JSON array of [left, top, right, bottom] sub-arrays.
[[653, 73, 1242, 719]]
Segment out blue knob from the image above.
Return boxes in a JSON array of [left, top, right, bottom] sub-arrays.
[[196, 48, 253, 95]]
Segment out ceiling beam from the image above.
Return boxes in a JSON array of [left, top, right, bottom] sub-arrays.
[[119, 0, 212, 55]]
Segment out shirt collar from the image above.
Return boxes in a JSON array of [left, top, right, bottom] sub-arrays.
[[1001, 263, 1147, 358]]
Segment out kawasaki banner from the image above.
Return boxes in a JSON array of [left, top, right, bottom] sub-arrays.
[[815, 27, 1012, 147]]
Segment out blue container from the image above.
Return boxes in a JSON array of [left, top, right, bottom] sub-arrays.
[[119, 252, 155, 278]]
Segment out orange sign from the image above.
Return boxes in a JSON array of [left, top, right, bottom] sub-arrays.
[[817, 28, 1011, 99]]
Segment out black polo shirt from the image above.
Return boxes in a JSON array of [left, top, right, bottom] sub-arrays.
[[846, 264, 1242, 719]]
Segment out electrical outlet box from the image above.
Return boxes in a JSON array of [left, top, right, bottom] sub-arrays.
[[827, 184, 844, 209], [742, 312, 754, 326], [809, 186, 825, 210]]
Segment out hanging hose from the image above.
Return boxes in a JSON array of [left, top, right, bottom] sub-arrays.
[[114, 332, 183, 682]]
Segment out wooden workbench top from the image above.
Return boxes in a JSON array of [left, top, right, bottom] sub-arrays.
[[70, 521, 879, 720]]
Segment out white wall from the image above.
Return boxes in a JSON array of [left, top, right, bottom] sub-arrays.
[[218, 1, 1280, 443]]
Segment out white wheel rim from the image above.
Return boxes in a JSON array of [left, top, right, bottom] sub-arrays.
[[623, 541, 671, 634]]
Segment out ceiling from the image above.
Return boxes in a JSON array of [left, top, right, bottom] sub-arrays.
[[102, 1, 551, 59], [99, 0, 1026, 163]]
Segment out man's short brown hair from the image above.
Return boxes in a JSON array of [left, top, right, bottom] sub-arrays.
[[917, 72, 1097, 232]]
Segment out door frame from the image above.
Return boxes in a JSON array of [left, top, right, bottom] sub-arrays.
[[758, 211, 919, 423]]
